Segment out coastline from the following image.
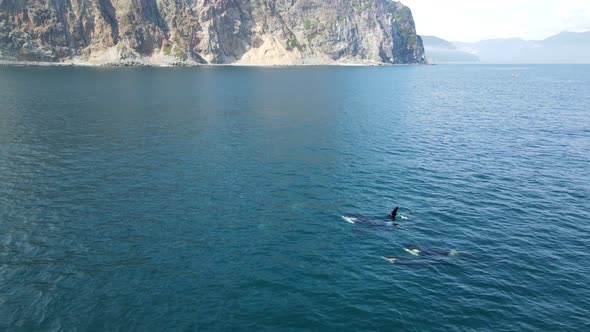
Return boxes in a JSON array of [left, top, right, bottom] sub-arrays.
[[0, 59, 426, 68]]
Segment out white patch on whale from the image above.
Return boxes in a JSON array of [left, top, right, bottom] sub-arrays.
[[400, 214, 409, 220], [404, 248, 421, 256], [382, 256, 397, 263], [341, 216, 357, 224]]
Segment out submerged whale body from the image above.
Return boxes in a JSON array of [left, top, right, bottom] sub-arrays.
[[341, 215, 397, 228], [403, 245, 460, 257], [382, 256, 448, 265]]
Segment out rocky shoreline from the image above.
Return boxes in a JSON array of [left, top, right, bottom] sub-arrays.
[[0, 59, 424, 68]]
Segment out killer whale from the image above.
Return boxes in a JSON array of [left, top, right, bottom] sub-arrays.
[[403, 245, 460, 257], [342, 207, 400, 226]]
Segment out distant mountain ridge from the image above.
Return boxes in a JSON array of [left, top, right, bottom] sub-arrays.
[[421, 36, 479, 63], [454, 31, 590, 64]]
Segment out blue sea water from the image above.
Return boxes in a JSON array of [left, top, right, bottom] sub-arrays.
[[0, 64, 589, 331]]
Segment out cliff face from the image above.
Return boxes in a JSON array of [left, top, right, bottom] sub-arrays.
[[0, 0, 425, 65]]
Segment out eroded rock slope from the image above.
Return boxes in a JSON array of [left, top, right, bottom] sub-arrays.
[[0, 0, 425, 65]]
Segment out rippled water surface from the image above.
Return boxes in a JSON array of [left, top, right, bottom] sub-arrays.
[[1, 65, 589, 331]]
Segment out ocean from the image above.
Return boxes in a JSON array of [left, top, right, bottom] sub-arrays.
[[1, 64, 589, 331]]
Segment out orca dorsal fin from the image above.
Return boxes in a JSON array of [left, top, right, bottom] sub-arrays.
[[390, 207, 399, 221]]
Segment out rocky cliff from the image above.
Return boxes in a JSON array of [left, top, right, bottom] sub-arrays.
[[0, 0, 425, 65]]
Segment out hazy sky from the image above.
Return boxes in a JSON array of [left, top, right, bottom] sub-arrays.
[[401, 0, 590, 42]]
